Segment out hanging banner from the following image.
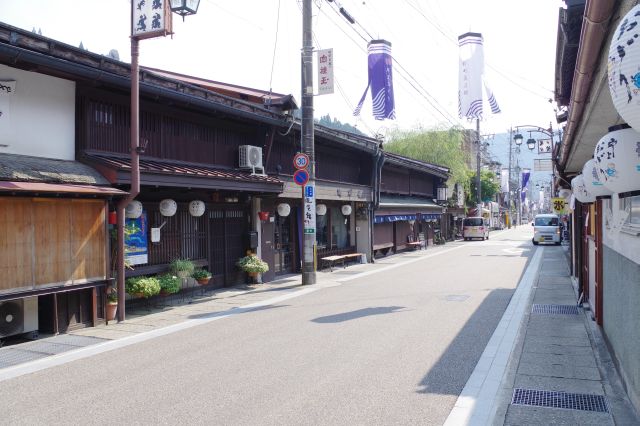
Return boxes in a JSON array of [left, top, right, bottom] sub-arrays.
[[458, 32, 484, 119], [132, 0, 172, 40], [317, 48, 334, 95], [500, 168, 509, 193], [125, 212, 148, 265], [353, 39, 396, 120]]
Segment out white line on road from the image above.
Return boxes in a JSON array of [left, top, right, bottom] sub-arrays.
[[443, 246, 543, 426]]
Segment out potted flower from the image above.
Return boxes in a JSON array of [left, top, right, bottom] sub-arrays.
[[237, 255, 269, 278], [125, 276, 161, 298], [158, 274, 181, 296], [170, 258, 195, 279], [192, 269, 212, 286], [106, 287, 118, 321]]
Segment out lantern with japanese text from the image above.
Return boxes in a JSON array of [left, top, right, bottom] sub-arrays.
[[582, 159, 612, 198], [571, 175, 595, 203], [316, 204, 327, 216], [125, 200, 143, 219], [188, 200, 205, 217], [593, 125, 640, 194], [159, 199, 177, 217], [277, 203, 291, 217], [341, 204, 352, 216]]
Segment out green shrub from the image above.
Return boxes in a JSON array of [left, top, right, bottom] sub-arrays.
[[170, 258, 195, 276], [191, 269, 212, 280], [158, 274, 181, 294], [125, 276, 161, 298], [236, 255, 269, 274]]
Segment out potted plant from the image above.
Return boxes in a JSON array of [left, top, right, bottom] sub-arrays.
[[105, 287, 118, 321], [158, 274, 181, 295], [170, 258, 195, 279], [125, 276, 161, 298], [237, 254, 269, 278], [192, 268, 212, 286]]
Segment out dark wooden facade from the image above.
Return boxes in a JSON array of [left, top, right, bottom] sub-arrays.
[[381, 167, 435, 196]]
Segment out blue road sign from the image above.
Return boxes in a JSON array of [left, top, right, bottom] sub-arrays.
[[305, 185, 314, 197], [293, 169, 309, 186]]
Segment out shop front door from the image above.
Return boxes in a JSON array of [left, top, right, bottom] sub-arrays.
[[209, 207, 249, 287], [274, 213, 294, 275]]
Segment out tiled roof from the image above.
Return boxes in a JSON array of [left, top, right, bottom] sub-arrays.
[[84, 153, 282, 185], [0, 153, 110, 185]]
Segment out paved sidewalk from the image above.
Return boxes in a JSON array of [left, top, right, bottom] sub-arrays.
[[489, 246, 639, 425]]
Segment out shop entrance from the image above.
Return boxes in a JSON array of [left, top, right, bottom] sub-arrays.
[[209, 207, 249, 287], [274, 213, 294, 275]]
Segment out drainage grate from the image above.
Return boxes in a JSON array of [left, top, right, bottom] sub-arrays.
[[532, 304, 580, 315], [511, 388, 608, 413], [0, 348, 48, 369]]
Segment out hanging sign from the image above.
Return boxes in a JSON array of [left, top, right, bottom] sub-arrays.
[[293, 153, 310, 170], [538, 139, 552, 154], [293, 169, 310, 186], [552, 198, 568, 215], [132, 0, 173, 40], [303, 183, 316, 234], [317, 48, 334, 95]]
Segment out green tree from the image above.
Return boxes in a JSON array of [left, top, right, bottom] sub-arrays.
[[385, 126, 470, 190], [316, 114, 365, 136], [466, 169, 500, 206]]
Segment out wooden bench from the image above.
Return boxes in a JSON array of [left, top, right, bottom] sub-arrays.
[[407, 234, 424, 250], [321, 253, 364, 271]]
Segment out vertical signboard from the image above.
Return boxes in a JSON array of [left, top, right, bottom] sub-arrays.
[[317, 48, 334, 95], [303, 183, 316, 234], [125, 212, 149, 265], [132, 0, 172, 40]]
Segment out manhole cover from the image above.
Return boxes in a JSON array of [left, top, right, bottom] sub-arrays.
[[532, 304, 580, 315], [511, 388, 608, 413]]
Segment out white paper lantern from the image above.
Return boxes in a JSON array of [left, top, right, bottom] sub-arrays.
[[189, 200, 206, 217], [125, 200, 143, 219], [316, 204, 327, 216], [277, 203, 291, 217], [571, 175, 595, 203], [159, 199, 177, 217], [593, 125, 640, 194], [558, 188, 572, 199], [608, 5, 640, 131], [341, 204, 352, 216], [582, 159, 613, 198]]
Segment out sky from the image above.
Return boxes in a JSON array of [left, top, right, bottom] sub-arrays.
[[2, 0, 563, 140]]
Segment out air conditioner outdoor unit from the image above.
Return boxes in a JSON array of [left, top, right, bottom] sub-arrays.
[[0, 297, 38, 339], [238, 145, 265, 175]]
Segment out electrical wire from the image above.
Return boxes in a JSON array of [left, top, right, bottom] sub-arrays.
[[268, 0, 282, 97]]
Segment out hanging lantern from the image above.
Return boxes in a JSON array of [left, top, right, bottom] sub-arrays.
[[125, 200, 143, 219], [341, 204, 352, 216], [594, 125, 640, 194], [571, 175, 595, 203], [159, 199, 177, 217], [316, 204, 327, 216], [608, 5, 640, 131], [188, 200, 206, 217], [582, 159, 613, 198], [258, 211, 270, 221], [277, 203, 291, 217]]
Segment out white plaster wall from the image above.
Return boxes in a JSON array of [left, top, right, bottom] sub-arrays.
[[602, 198, 640, 264], [0, 64, 75, 160]]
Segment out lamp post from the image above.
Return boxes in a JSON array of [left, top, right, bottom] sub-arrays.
[[117, 0, 199, 322]]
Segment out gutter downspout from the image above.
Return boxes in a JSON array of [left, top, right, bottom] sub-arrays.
[[559, 0, 616, 170], [370, 145, 385, 262], [116, 37, 141, 322]]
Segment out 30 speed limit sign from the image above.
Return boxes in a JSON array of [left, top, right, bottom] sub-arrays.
[[293, 153, 310, 170]]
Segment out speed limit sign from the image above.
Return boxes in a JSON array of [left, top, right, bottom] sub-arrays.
[[293, 153, 310, 170]]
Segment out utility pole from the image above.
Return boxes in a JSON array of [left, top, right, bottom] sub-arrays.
[[476, 119, 482, 216], [301, 0, 316, 285], [507, 127, 512, 228]]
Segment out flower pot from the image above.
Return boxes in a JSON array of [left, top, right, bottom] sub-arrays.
[[196, 278, 211, 286], [106, 302, 117, 321], [247, 272, 259, 278]]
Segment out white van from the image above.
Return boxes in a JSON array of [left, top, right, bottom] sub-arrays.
[[532, 214, 561, 245], [463, 217, 489, 241]]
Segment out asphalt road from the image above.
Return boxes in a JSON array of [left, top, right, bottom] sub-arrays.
[[1, 227, 536, 425]]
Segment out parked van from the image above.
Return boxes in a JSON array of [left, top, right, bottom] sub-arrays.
[[532, 214, 561, 245], [462, 217, 489, 241]]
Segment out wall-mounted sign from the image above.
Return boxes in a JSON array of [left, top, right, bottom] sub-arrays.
[[552, 198, 568, 215], [293, 152, 310, 170], [293, 169, 309, 186], [125, 212, 148, 265], [132, 0, 173, 40]]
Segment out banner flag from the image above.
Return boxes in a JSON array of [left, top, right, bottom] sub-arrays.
[[458, 33, 484, 119], [484, 81, 501, 114], [500, 168, 509, 193], [353, 39, 396, 120]]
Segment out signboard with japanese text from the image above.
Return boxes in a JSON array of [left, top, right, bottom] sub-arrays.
[[538, 138, 552, 154], [303, 183, 316, 234], [125, 212, 149, 265], [317, 48, 334, 95], [132, 0, 172, 40], [552, 197, 568, 215]]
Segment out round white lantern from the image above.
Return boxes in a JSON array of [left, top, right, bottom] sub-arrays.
[[593, 125, 640, 194], [571, 175, 595, 203], [608, 5, 640, 131], [582, 159, 613, 198], [558, 188, 572, 199], [125, 200, 143, 219], [316, 204, 327, 216], [159, 199, 177, 217], [189, 200, 206, 217], [341, 204, 352, 216], [277, 203, 291, 217]]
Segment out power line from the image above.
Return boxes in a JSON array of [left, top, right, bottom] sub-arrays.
[[268, 0, 282, 96]]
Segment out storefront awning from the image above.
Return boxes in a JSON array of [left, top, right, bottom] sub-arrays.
[[0, 181, 126, 195], [378, 196, 443, 210], [374, 213, 441, 224]]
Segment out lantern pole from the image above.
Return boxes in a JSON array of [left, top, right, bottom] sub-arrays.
[[301, 0, 316, 285]]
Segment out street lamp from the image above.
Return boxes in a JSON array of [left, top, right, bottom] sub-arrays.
[[169, 0, 200, 20], [526, 138, 536, 150], [437, 182, 448, 203], [514, 133, 523, 146]]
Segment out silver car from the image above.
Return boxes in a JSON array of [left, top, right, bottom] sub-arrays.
[[532, 214, 561, 245]]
